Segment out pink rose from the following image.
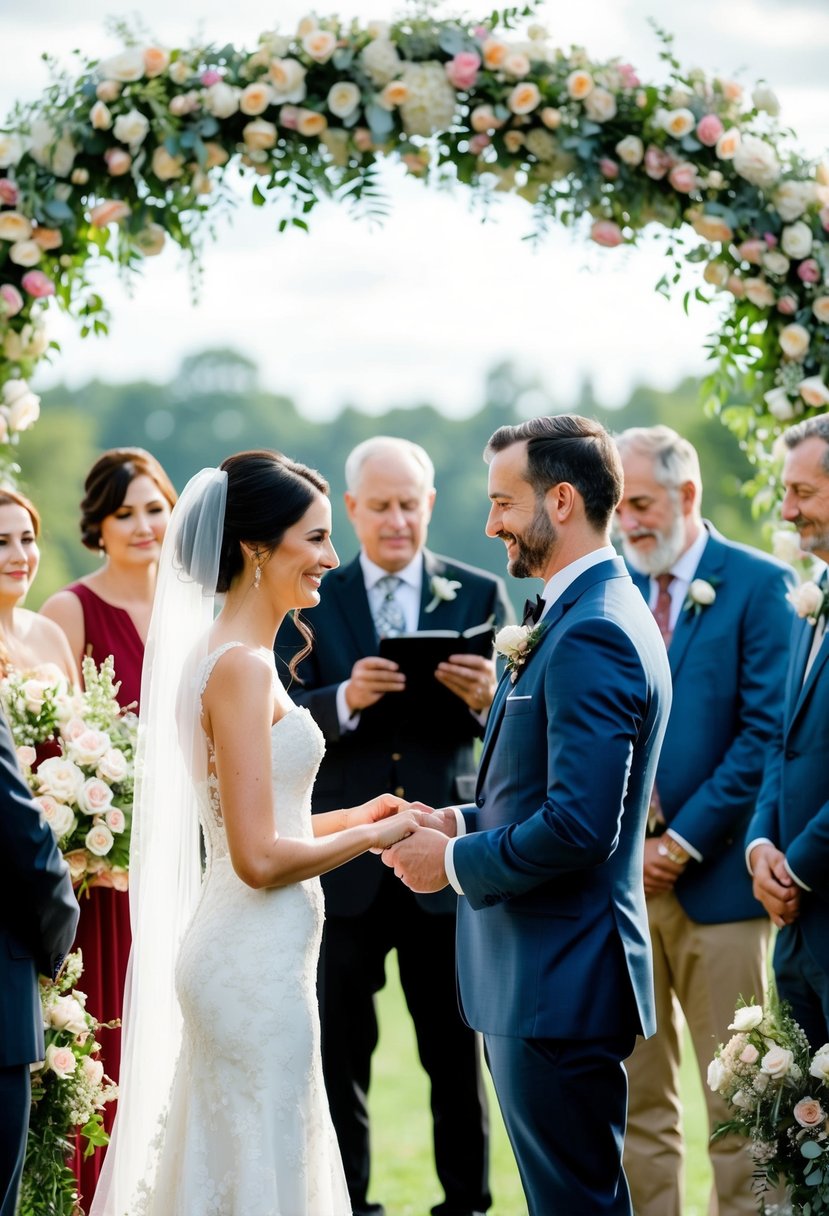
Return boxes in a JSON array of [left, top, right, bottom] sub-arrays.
[[469, 133, 491, 155], [644, 145, 671, 180], [21, 270, 55, 298], [0, 178, 19, 205], [793, 1097, 826, 1129], [0, 284, 23, 317], [696, 114, 724, 147], [599, 158, 619, 180], [619, 63, 640, 89], [104, 148, 132, 176], [45, 1044, 77, 1078], [591, 220, 624, 248], [77, 777, 114, 816], [669, 161, 697, 193], [105, 806, 126, 833], [201, 69, 222, 86], [764, 232, 778, 248], [798, 259, 821, 284], [279, 105, 300, 131], [777, 295, 798, 315], [738, 239, 765, 265], [90, 200, 130, 227], [445, 52, 481, 92], [739, 1043, 760, 1065]]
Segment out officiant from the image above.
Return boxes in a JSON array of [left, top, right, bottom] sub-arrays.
[[275, 435, 511, 1216]]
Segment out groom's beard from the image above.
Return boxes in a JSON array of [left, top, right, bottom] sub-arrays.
[[502, 506, 557, 579], [621, 510, 686, 577]]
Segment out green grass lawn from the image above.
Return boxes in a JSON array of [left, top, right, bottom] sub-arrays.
[[368, 952, 713, 1216]]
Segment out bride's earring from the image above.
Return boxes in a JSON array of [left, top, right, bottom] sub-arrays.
[[254, 564, 262, 590]]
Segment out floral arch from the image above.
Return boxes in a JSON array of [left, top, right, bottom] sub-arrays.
[[0, 6, 828, 488]]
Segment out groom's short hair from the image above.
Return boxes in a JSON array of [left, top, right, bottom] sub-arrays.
[[485, 415, 623, 529]]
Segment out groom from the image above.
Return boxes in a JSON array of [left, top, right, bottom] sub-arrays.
[[384, 415, 672, 1215]]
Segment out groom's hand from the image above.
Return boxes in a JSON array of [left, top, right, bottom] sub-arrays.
[[382, 826, 450, 893]]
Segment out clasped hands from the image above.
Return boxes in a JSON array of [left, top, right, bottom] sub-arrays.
[[363, 795, 456, 893], [749, 843, 801, 929]]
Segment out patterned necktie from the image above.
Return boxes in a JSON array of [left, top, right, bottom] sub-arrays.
[[522, 594, 545, 626], [372, 575, 406, 638], [652, 573, 674, 647]]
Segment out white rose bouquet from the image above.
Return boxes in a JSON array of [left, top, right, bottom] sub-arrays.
[[19, 950, 118, 1216], [708, 997, 829, 1213], [0, 662, 69, 747]]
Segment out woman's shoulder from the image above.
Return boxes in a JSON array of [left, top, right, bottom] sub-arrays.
[[201, 641, 275, 697]]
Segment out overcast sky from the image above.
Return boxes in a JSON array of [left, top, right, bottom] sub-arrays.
[[2, 0, 828, 418]]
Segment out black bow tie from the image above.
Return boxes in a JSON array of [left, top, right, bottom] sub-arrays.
[[522, 594, 545, 626]]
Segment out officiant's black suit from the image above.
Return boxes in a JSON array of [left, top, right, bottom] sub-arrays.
[[0, 711, 78, 1216], [275, 549, 511, 1216]]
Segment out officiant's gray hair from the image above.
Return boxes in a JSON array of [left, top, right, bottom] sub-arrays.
[[615, 425, 703, 508], [344, 436, 435, 493]]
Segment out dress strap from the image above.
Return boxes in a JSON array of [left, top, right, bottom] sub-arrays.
[[198, 641, 248, 700]]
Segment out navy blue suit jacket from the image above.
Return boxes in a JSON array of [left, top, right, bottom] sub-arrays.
[[275, 549, 513, 916], [0, 711, 79, 1067], [748, 573, 829, 972], [628, 525, 795, 924], [452, 557, 672, 1042]]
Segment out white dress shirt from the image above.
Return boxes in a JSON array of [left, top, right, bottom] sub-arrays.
[[646, 528, 708, 631], [445, 545, 618, 894]]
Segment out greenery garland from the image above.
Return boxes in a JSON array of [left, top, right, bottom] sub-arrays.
[[0, 5, 827, 490]]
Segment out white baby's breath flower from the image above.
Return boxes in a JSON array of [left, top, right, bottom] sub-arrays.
[[398, 62, 457, 137]]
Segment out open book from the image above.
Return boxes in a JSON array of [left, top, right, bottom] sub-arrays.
[[378, 620, 495, 722]]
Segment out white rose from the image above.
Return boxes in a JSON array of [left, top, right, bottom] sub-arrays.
[[0, 212, 32, 243], [761, 1045, 794, 1079], [113, 108, 150, 149], [327, 81, 361, 120], [813, 297, 829, 325], [48, 995, 87, 1035], [90, 100, 113, 131], [16, 745, 37, 770], [799, 376, 829, 408], [731, 1088, 757, 1111], [763, 251, 790, 278], [38, 796, 76, 840], [744, 278, 775, 309], [0, 133, 24, 168], [663, 107, 695, 138], [67, 728, 111, 767], [503, 52, 531, 80], [302, 29, 337, 64], [774, 180, 815, 222], [85, 822, 115, 857], [764, 387, 798, 421], [779, 323, 810, 361], [752, 84, 780, 116], [9, 240, 42, 268], [205, 82, 240, 119], [584, 87, 617, 123], [688, 579, 716, 606], [98, 48, 145, 82], [97, 747, 129, 783], [771, 529, 803, 564], [269, 59, 307, 104], [29, 118, 77, 177], [77, 777, 115, 816], [707, 1057, 727, 1092], [494, 624, 534, 660], [83, 1056, 105, 1086], [3, 379, 41, 430], [105, 806, 126, 834], [96, 79, 121, 103], [21, 678, 50, 713], [733, 135, 780, 189], [168, 59, 192, 85], [45, 1044, 77, 1078], [781, 221, 813, 260], [728, 1005, 764, 1032], [37, 758, 85, 803], [360, 38, 402, 87], [809, 1045, 829, 1084], [242, 119, 277, 150], [615, 135, 644, 166], [788, 580, 825, 621]]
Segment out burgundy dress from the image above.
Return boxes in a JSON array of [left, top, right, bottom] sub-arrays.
[[66, 583, 144, 1209]]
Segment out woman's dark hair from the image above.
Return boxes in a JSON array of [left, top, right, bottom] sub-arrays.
[[0, 488, 40, 537], [217, 450, 330, 676], [80, 448, 177, 550], [485, 414, 623, 529]]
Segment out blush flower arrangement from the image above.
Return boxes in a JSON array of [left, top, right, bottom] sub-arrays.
[[1, 5, 829, 485], [18, 950, 118, 1216], [708, 997, 829, 1214], [494, 622, 545, 682]]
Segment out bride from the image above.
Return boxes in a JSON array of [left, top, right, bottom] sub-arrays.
[[92, 451, 421, 1215]]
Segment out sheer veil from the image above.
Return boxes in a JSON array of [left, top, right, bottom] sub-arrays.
[[91, 467, 228, 1215]]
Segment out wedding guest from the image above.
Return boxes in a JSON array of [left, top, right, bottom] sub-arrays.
[[615, 426, 794, 1216], [275, 436, 511, 1216], [0, 488, 77, 685], [383, 414, 672, 1216], [39, 447, 176, 1204], [0, 709, 78, 1216], [748, 414, 829, 1050]]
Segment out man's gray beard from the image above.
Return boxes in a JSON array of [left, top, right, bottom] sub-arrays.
[[622, 512, 687, 576], [797, 528, 829, 558]]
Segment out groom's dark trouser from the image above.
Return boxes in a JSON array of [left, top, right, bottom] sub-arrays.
[[0, 1064, 30, 1216], [484, 1031, 636, 1216], [319, 867, 491, 1216]]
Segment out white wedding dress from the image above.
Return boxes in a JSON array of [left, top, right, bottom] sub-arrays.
[[138, 642, 351, 1215]]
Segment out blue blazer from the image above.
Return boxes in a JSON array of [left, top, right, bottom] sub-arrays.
[[628, 526, 795, 924], [453, 557, 672, 1042], [748, 576, 829, 972], [0, 711, 79, 1067]]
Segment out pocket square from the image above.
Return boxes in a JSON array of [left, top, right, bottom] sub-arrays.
[[506, 694, 532, 701]]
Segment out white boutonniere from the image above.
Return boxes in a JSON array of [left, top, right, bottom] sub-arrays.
[[788, 580, 827, 626], [684, 578, 717, 617], [425, 574, 462, 613], [494, 623, 545, 682]]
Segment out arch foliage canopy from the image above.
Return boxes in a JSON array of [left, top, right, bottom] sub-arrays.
[[0, 5, 827, 487]]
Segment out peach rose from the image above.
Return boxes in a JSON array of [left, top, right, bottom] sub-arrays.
[[104, 148, 132, 176], [134, 224, 166, 256], [143, 46, 170, 78], [793, 1097, 826, 1129], [96, 80, 121, 103], [716, 128, 741, 160], [502, 52, 530, 81], [204, 142, 230, 169], [812, 296, 829, 324], [240, 82, 274, 117], [243, 119, 278, 150], [663, 108, 695, 139], [269, 59, 307, 104], [151, 147, 185, 181], [540, 107, 562, 131], [737, 239, 766, 266], [90, 200, 131, 228], [379, 81, 410, 109], [90, 100, 113, 130], [296, 110, 327, 137], [302, 29, 337, 63], [779, 323, 810, 360], [470, 106, 500, 133], [9, 240, 42, 268], [481, 39, 507, 70], [703, 261, 729, 288], [0, 211, 32, 242], [327, 82, 361, 120], [507, 83, 541, 116], [566, 70, 593, 100], [33, 227, 62, 251], [798, 376, 829, 407], [744, 278, 776, 309], [692, 213, 733, 243]]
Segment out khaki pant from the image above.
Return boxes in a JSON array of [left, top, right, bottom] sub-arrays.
[[624, 890, 770, 1216]]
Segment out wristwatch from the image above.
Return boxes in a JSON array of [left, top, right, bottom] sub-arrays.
[[658, 839, 690, 866]]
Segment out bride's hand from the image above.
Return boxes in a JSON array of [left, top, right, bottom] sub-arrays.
[[370, 810, 423, 852], [351, 793, 407, 824]]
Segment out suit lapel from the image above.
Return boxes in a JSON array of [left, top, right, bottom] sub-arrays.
[[785, 618, 813, 727], [328, 557, 377, 656], [666, 528, 727, 681], [789, 619, 829, 729]]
